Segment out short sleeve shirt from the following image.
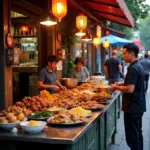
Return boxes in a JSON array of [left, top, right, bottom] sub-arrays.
[[71, 66, 89, 81], [39, 67, 57, 85], [105, 57, 121, 79], [122, 60, 146, 113]]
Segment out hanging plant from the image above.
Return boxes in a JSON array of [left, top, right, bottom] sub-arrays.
[[61, 28, 78, 77]]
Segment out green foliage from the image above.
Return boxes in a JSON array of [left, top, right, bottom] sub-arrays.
[[109, 0, 150, 39], [117, 51, 123, 59], [139, 15, 150, 52], [61, 29, 77, 77]]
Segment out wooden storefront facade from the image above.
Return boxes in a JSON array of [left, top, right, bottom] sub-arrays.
[[0, 0, 134, 110]]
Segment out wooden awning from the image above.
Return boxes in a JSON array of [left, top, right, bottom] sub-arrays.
[[83, 0, 134, 27], [69, 0, 134, 28]]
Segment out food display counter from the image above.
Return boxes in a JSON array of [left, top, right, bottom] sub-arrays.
[[0, 88, 121, 150]]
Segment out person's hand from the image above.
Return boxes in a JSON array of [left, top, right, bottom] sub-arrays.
[[60, 85, 67, 90], [109, 84, 118, 91], [115, 81, 123, 86], [50, 85, 60, 91]]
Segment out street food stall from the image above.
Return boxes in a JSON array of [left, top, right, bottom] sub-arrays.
[[0, 0, 134, 150], [0, 82, 122, 150]]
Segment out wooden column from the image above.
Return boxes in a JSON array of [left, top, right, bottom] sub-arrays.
[[101, 29, 106, 74], [0, 0, 12, 110], [91, 27, 97, 75]]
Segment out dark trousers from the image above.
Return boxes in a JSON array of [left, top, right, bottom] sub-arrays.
[[124, 112, 143, 150], [145, 74, 149, 92]]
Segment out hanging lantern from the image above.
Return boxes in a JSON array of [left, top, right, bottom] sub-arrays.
[[105, 30, 110, 36], [96, 26, 101, 38], [76, 14, 87, 32], [93, 36, 100, 48], [21, 25, 29, 32], [81, 30, 92, 42], [52, 0, 67, 22], [40, 14, 57, 26], [103, 39, 110, 49]]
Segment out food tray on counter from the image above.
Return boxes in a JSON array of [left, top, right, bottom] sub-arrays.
[[47, 117, 86, 126]]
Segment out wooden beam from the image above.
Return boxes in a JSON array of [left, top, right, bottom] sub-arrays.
[[92, 9, 126, 18], [11, 0, 44, 16], [11, 5, 40, 18], [68, 0, 103, 26], [83, 0, 119, 8]]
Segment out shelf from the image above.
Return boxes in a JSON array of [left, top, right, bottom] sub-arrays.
[[13, 35, 37, 38], [21, 43, 37, 44]]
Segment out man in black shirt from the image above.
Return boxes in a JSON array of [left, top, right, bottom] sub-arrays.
[[104, 51, 122, 84], [110, 43, 146, 150]]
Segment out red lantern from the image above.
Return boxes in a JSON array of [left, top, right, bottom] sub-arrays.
[[105, 30, 110, 36], [21, 26, 29, 32]]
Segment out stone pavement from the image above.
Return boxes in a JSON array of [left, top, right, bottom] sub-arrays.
[[108, 81, 150, 150]]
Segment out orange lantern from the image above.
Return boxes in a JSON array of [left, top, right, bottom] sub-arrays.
[[96, 26, 101, 38], [76, 14, 87, 32], [103, 39, 110, 49], [93, 36, 100, 48], [21, 25, 29, 32], [52, 0, 67, 22]]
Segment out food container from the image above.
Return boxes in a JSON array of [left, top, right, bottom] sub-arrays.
[[0, 117, 27, 131], [62, 78, 78, 89], [0, 121, 19, 131], [96, 85, 110, 92], [20, 121, 46, 133], [90, 76, 105, 83]]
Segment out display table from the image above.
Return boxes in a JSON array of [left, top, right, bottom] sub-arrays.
[[0, 92, 122, 150]]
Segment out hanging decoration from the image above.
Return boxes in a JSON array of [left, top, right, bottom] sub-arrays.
[[52, 0, 67, 22], [40, 0, 57, 26], [76, 14, 87, 32], [105, 30, 110, 36], [21, 25, 29, 32], [93, 36, 100, 48], [75, 31, 85, 37], [40, 14, 57, 26], [96, 26, 101, 38], [81, 30, 92, 42], [103, 39, 110, 49]]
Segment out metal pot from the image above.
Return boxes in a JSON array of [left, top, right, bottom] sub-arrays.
[[62, 78, 78, 89]]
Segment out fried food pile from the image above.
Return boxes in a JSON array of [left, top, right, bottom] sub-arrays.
[[48, 109, 87, 124]]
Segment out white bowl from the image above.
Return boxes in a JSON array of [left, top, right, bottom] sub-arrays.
[[0, 117, 19, 131], [20, 121, 46, 133], [0, 117, 27, 131]]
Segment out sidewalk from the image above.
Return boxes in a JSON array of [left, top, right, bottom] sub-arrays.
[[108, 81, 150, 150]]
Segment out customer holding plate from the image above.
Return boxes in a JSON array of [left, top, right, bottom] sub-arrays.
[[71, 57, 90, 82]]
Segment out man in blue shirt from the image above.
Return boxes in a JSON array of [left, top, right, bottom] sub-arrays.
[[38, 55, 66, 94], [140, 54, 150, 92], [110, 43, 146, 150], [104, 51, 122, 84]]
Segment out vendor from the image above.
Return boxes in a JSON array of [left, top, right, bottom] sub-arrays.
[[38, 55, 66, 94], [71, 57, 90, 82]]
